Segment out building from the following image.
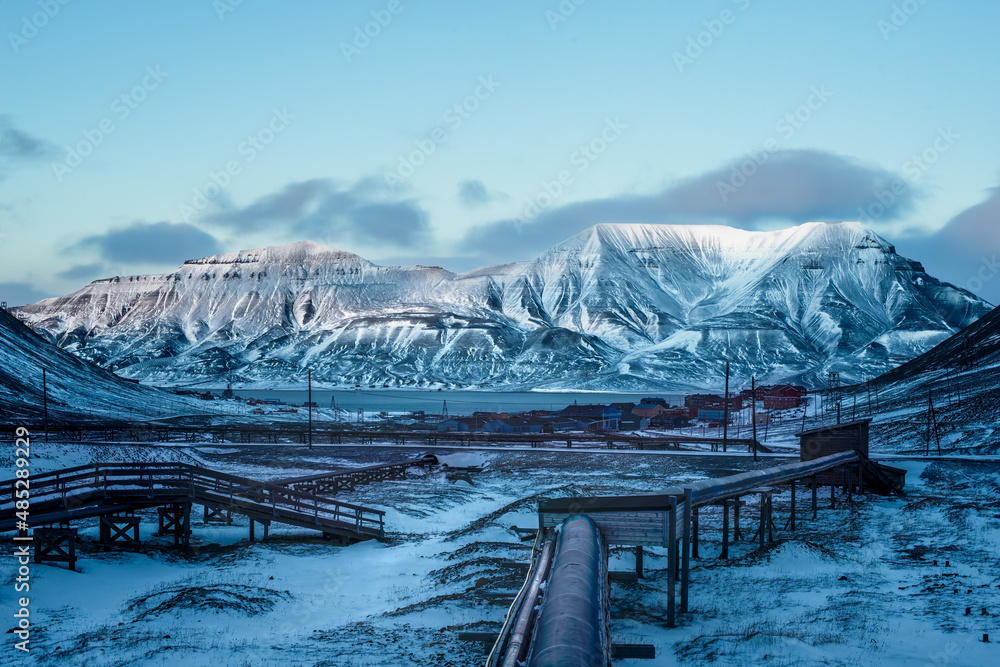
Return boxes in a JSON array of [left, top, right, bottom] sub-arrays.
[[437, 417, 486, 433], [796, 419, 870, 461], [557, 405, 622, 430], [484, 416, 552, 434], [618, 413, 650, 431], [650, 409, 691, 429], [684, 394, 743, 419], [632, 404, 666, 419], [639, 397, 670, 407], [741, 384, 808, 410], [762, 385, 808, 410]]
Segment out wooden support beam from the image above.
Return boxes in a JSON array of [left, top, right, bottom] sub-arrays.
[[734, 497, 743, 541], [34, 527, 77, 571], [681, 489, 692, 613], [758, 492, 766, 551], [692, 507, 699, 559], [811, 476, 818, 519], [635, 545, 644, 579], [666, 497, 677, 628], [720, 500, 730, 560], [100, 514, 140, 549], [790, 480, 796, 531]]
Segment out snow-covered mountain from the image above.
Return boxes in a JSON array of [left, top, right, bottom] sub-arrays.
[[16, 222, 991, 390]]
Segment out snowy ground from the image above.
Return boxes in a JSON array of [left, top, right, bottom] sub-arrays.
[[2, 442, 998, 666]]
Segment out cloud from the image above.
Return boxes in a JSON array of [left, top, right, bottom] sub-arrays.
[[0, 282, 54, 307], [458, 179, 504, 208], [73, 221, 223, 265], [57, 263, 108, 281], [204, 178, 430, 247], [895, 185, 1000, 305], [461, 150, 916, 258], [0, 117, 54, 180]]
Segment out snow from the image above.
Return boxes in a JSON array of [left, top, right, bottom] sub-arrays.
[[4, 439, 998, 665], [14, 222, 990, 392]]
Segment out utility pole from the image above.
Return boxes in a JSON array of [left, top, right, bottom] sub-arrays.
[[307, 369, 313, 450], [722, 362, 729, 453], [42, 367, 49, 443], [751, 376, 758, 462], [926, 392, 932, 456], [928, 392, 941, 456]]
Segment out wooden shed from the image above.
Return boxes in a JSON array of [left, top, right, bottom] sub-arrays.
[[796, 419, 870, 461]]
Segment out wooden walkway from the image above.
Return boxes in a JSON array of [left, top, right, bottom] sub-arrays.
[[536, 450, 905, 628], [270, 454, 438, 495], [11, 422, 765, 452], [0, 462, 386, 543]]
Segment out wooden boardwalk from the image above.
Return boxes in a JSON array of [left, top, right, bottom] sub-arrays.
[[271, 454, 438, 495], [0, 462, 387, 543], [11, 422, 765, 452]]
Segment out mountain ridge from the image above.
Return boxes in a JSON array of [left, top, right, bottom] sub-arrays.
[[16, 222, 991, 391]]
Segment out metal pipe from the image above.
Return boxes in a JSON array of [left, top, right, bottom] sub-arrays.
[[498, 532, 556, 667], [526, 514, 610, 666]]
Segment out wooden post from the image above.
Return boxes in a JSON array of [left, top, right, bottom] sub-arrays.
[[666, 497, 677, 628], [308, 370, 313, 450], [681, 489, 692, 613], [723, 362, 729, 453], [720, 500, 730, 560], [692, 507, 699, 559], [811, 476, 818, 519], [790, 480, 796, 530], [635, 545, 643, 579], [182, 502, 191, 548], [758, 492, 766, 551], [751, 377, 758, 461], [42, 367, 48, 443], [734, 498, 743, 541], [831, 474, 836, 508], [249, 520, 255, 542]]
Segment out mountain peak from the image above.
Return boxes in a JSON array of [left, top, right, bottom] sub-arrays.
[[182, 240, 370, 267]]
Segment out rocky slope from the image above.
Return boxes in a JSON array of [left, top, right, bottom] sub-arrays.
[[16, 222, 991, 390]]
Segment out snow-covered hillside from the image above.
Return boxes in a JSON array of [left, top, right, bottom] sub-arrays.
[[0, 308, 197, 422], [16, 222, 991, 390]]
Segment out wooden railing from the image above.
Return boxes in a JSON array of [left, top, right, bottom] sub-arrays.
[[0, 462, 385, 537]]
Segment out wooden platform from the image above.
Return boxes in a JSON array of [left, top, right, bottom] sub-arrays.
[[0, 462, 385, 543]]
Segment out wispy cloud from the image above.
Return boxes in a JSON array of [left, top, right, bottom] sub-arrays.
[[204, 177, 431, 247], [461, 149, 917, 259], [0, 281, 54, 307], [57, 262, 108, 282], [457, 179, 505, 208], [70, 221, 223, 265], [896, 183, 1000, 304], [0, 117, 54, 180]]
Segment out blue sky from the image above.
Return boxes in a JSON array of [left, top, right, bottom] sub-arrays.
[[2, 0, 999, 305]]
